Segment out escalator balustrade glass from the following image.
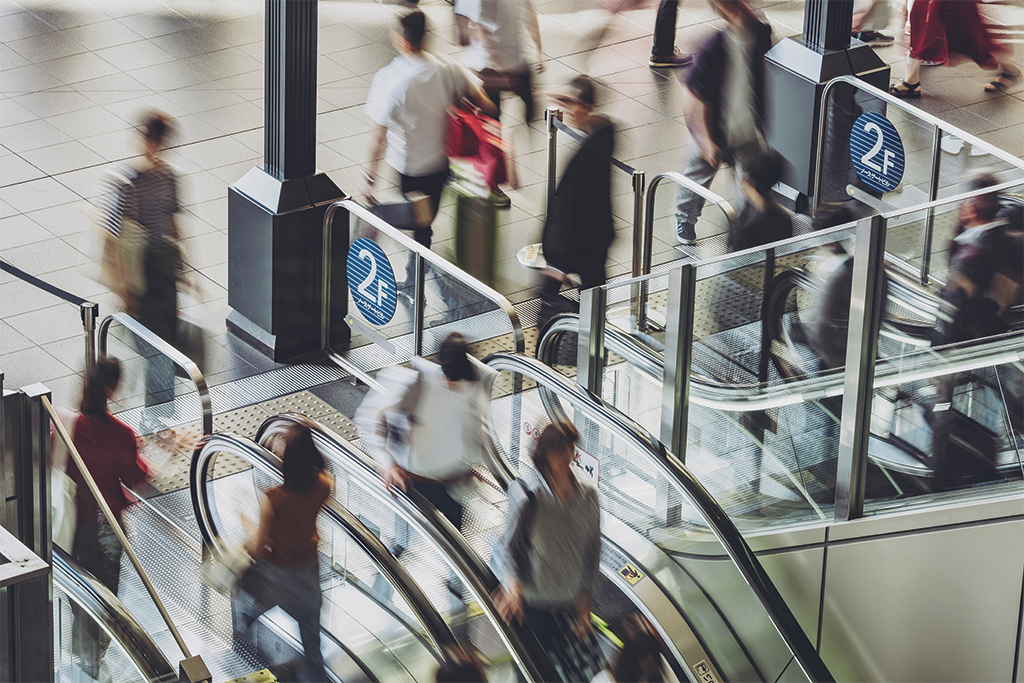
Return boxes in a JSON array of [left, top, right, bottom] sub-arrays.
[[194, 435, 450, 683], [255, 414, 555, 683], [484, 353, 833, 683]]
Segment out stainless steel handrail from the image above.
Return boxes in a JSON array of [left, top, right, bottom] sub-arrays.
[[43, 396, 196, 664], [54, 548, 177, 682], [189, 432, 459, 660], [812, 76, 1024, 284], [320, 199, 525, 360], [481, 351, 835, 683], [538, 311, 1024, 412], [254, 413, 561, 683], [97, 312, 213, 435]]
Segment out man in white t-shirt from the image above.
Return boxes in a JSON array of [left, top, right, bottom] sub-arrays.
[[455, 0, 543, 123], [363, 10, 495, 270]]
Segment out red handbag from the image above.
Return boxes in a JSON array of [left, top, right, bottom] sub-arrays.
[[446, 105, 483, 158]]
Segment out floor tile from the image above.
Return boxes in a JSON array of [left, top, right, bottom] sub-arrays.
[[0, 345, 74, 390]]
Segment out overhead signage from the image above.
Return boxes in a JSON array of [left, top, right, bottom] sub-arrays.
[[347, 238, 397, 327], [851, 111, 905, 194]]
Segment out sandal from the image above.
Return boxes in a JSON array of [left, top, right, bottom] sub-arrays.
[[889, 81, 921, 98], [985, 73, 1019, 93]]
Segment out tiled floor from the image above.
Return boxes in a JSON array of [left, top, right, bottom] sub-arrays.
[[2, 0, 1023, 408]]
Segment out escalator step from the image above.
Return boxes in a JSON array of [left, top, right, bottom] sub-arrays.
[[221, 669, 278, 683]]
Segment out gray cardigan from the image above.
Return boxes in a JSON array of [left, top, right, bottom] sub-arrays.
[[494, 473, 601, 610]]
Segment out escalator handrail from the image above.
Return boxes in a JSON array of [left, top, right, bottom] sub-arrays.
[[539, 310, 1024, 413], [98, 312, 213, 435], [53, 547, 177, 682], [482, 351, 836, 683], [189, 432, 459, 660], [253, 413, 562, 683]]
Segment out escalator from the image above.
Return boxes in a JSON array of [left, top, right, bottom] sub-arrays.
[[191, 428, 560, 683], [53, 547, 177, 682], [534, 255, 1024, 527], [247, 376, 835, 680]]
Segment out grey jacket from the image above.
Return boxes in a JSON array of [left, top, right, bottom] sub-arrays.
[[494, 472, 601, 609]]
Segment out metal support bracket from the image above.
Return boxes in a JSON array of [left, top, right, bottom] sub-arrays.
[[835, 215, 887, 521], [661, 265, 696, 462], [577, 286, 607, 398]]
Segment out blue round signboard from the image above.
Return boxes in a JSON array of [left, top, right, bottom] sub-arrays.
[[851, 112, 905, 194], [347, 238, 397, 327]]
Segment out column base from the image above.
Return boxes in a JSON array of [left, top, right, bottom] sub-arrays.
[[227, 166, 350, 362], [766, 37, 890, 207]]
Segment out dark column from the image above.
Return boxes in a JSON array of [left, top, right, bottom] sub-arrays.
[[765, 0, 889, 211], [227, 0, 348, 361]]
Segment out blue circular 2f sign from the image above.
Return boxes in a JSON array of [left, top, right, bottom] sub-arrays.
[[347, 238, 396, 327], [851, 112, 905, 194]]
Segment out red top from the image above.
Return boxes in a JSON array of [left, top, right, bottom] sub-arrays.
[[66, 413, 148, 524]]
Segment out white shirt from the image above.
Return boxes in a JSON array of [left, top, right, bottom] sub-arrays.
[[365, 52, 479, 177], [356, 358, 487, 481], [456, 0, 529, 73]]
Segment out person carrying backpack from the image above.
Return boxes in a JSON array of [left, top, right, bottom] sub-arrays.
[[493, 422, 603, 682]]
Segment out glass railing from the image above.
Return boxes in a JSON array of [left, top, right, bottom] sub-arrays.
[[191, 432, 456, 683], [483, 352, 834, 683], [53, 548, 177, 683], [556, 183, 1023, 530], [252, 413, 560, 683], [322, 200, 524, 372], [97, 312, 212, 445]]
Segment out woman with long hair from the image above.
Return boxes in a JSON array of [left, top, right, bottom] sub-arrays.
[[66, 358, 149, 679], [233, 423, 331, 683]]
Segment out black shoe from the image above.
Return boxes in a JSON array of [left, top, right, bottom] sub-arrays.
[[491, 187, 511, 209], [390, 544, 405, 559], [853, 30, 895, 46], [650, 48, 693, 68]]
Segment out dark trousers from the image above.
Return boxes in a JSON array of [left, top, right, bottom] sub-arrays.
[[538, 260, 606, 328], [484, 68, 535, 123], [652, 0, 679, 57], [233, 561, 326, 683], [397, 478, 465, 549], [523, 604, 605, 682], [398, 165, 461, 313], [139, 238, 179, 408], [71, 518, 123, 678]]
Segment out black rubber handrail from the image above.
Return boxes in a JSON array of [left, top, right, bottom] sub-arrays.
[[53, 547, 177, 682], [189, 432, 459, 662], [253, 413, 562, 683], [482, 351, 836, 683]]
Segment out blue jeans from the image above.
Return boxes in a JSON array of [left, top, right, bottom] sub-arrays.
[[675, 142, 760, 237], [233, 560, 325, 683]]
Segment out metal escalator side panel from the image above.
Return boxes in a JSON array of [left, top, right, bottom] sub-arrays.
[[482, 352, 835, 683], [52, 548, 177, 683], [254, 412, 562, 683]]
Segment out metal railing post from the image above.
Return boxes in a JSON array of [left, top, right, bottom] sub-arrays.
[[661, 265, 695, 462], [413, 253, 425, 357], [835, 215, 887, 522], [920, 125, 942, 285], [577, 286, 607, 398], [545, 107, 561, 221], [630, 170, 648, 330], [80, 302, 98, 379], [321, 203, 337, 351]]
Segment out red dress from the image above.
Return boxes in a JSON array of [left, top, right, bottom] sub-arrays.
[[909, 0, 1001, 68]]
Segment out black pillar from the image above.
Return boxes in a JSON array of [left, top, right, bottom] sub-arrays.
[[227, 0, 348, 361], [765, 0, 889, 210]]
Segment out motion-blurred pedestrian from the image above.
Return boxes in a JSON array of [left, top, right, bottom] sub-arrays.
[[890, 0, 1021, 98], [591, 614, 667, 683], [674, 0, 772, 247], [233, 423, 331, 683], [66, 359, 149, 680], [538, 76, 615, 328], [493, 422, 603, 682]]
